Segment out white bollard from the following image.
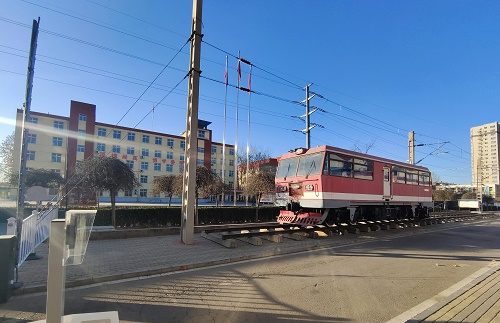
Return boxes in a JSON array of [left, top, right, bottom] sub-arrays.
[[6, 218, 16, 236]]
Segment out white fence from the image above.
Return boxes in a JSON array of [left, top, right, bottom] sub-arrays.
[[17, 208, 58, 267]]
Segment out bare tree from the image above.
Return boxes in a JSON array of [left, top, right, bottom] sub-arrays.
[[243, 169, 275, 221], [352, 139, 376, 154], [152, 174, 177, 206], [0, 132, 14, 183], [73, 156, 139, 227]]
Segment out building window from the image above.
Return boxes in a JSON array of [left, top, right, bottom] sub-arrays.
[[155, 137, 162, 145], [228, 181, 234, 188], [79, 113, 87, 121], [139, 189, 148, 197], [180, 140, 185, 149], [166, 152, 174, 159], [127, 147, 135, 155], [167, 139, 174, 148], [51, 153, 62, 163], [141, 162, 149, 170], [52, 137, 63, 146], [140, 175, 148, 184], [180, 154, 184, 161], [198, 130, 205, 138], [77, 145, 85, 152], [197, 159, 204, 165], [97, 128, 106, 137], [112, 145, 120, 153], [54, 121, 64, 129], [126, 160, 134, 169], [124, 190, 132, 197], [113, 130, 121, 139], [229, 149, 234, 156], [179, 165, 184, 172], [154, 163, 161, 171], [166, 164, 173, 172], [141, 148, 149, 157], [155, 150, 161, 158], [229, 170, 234, 177], [211, 146, 217, 154], [198, 147, 204, 153], [142, 135, 150, 143], [229, 159, 234, 166], [128, 132, 135, 141], [78, 129, 86, 136], [27, 133, 37, 144], [211, 169, 217, 174], [211, 158, 216, 166], [28, 117, 38, 124], [97, 143, 106, 152], [27, 150, 35, 160]]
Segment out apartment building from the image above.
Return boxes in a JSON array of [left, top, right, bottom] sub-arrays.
[[12, 100, 236, 203], [470, 122, 500, 198]]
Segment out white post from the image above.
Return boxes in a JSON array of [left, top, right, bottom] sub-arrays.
[[45, 219, 66, 323]]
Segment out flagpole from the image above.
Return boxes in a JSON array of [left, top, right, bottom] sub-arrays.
[[222, 56, 228, 206], [245, 65, 252, 206], [234, 51, 241, 206]]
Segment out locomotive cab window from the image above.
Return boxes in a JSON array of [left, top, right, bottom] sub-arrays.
[[276, 157, 299, 179], [296, 153, 323, 177]]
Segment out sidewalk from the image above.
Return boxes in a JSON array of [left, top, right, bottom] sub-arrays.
[[407, 262, 500, 322]]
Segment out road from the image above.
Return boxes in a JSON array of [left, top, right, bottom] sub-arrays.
[[1, 218, 499, 323]]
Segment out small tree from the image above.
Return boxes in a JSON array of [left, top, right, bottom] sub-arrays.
[[152, 174, 177, 206], [172, 166, 215, 225], [0, 132, 15, 183], [74, 156, 139, 227], [204, 172, 226, 207], [244, 169, 275, 221]]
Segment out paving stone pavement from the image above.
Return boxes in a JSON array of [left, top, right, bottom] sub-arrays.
[[14, 227, 376, 295]]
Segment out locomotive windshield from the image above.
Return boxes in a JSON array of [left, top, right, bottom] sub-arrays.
[[296, 152, 323, 177], [276, 156, 299, 179]]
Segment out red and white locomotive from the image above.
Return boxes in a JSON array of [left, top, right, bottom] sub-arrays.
[[275, 145, 433, 226]]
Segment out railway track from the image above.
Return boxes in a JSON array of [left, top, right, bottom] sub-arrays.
[[201, 211, 499, 248]]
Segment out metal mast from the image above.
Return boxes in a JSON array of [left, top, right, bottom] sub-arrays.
[[181, 0, 202, 244]]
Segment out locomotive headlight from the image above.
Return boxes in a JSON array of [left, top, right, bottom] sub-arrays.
[[290, 184, 300, 189], [305, 184, 314, 191], [279, 186, 287, 192]]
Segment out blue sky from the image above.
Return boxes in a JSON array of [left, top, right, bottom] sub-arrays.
[[1, 0, 499, 185]]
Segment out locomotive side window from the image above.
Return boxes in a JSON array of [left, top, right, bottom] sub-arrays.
[[296, 153, 323, 177], [393, 167, 406, 183], [406, 170, 419, 185], [419, 171, 430, 186], [329, 153, 353, 177], [276, 157, 299, 179], [353, 159, 373, 180]]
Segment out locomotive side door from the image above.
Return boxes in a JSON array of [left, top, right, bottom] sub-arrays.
[[383, 167, 391, 200]]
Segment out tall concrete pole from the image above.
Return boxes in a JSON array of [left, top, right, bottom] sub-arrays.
[[408, 131, 415, 164], [181, 0, 202, 245], [305, 84, 311, 149]]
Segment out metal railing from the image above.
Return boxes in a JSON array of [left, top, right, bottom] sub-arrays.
[[17, 208, 58, 267]]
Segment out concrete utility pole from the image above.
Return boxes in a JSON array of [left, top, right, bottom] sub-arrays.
[[408, 131, 415, 164], [181, 0, 202, 245], [303, 84, 316, 149], [17, 18, 39, 221]]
